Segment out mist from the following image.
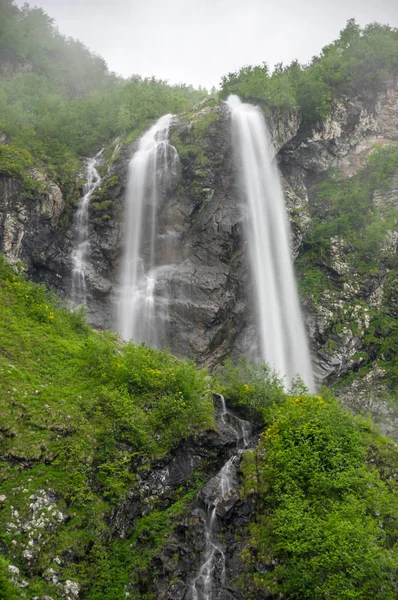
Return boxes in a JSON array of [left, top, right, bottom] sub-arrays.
[[15, 0, 398, 88]]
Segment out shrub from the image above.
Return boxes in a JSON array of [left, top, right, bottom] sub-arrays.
[[241, 395, 398, 599]]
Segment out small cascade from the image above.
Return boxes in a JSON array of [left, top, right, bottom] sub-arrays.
[[71, 148, 104, 306], [219, 393, 251, 448], [191, 394, 251, 600], [191, 507, 226, 600], [117, 114, 179, 345], [227, 95, 314, 391]]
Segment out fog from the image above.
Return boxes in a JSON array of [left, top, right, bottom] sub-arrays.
[[16, 0, 398, 88]]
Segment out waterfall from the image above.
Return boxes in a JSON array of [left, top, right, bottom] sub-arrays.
[[191, 395, 251, 600], [117, 114, 178, 345], [71, 148, 104, 306], [227, 95, 314, 391]]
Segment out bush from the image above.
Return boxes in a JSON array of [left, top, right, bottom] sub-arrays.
[[214, 357, 287, 423], [0, 144, 32, 178], [241, 395, 398, 599]]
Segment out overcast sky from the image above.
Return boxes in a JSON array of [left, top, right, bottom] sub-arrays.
[[15, 0, 398, 89]]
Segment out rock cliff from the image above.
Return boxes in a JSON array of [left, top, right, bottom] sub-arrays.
[[1, 81, 397, 436]]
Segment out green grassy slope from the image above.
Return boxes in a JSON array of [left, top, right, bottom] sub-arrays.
[[0, 256, 214, 598], [0, 259, 398, 598]]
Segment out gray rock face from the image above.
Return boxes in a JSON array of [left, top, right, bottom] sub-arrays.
[[111, 400, 246, 540], [0, 175, 67, 279], [165, 107, 252, 366], [0, 103, 294, 367], [130, 400, 260, 600], [338, 365, 398, 440], [1, 83, 398, 437], [278, 79, 398, 398], [280, 79, 398, 177], [67, 103, 310, 367]]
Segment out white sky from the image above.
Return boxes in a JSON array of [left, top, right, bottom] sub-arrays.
[[15, 0, 398, 89]]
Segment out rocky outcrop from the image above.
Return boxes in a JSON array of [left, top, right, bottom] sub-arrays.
[[0, 99, 306, 367], [0, 174, 66, 272], [110, 414, 242, 540], [1, 82, 397, 435], [57, 101, 313, 367], [148, 480, 255, 600], [338, 365, 398, 440], [0, 131, 10, 145], [0, 56, 32, 78], [124, 397, 260, 600], [1, 394, 256, 600], [278, 79, 398, 393], [280, 78, 398, 177]]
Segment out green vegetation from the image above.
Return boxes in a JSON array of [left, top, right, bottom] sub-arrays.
[[90, 175, 120, 221], [238, 393, 398, 599], [0, 143, 46, 197], [171, 106, 222, 212], [84, 489, 200, 600], [0, 256, 214, 597], [296, 144, 398, 392], [0, 556, 22, 599], [1, 2, 398, 596], [210, 361, 398, 598], [362, 269, 398, 390], [220, 20, 398, 121], [1, 259, 398, 597], [297, 143, 398, 297], [304, 145, 398, 271], [214, 357, 287, 422], [0, 0, 207, 206], [0, 144, 33, 178]]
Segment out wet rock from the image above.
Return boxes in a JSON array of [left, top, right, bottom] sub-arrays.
[[111, 403, 242, 539], [147, 401, 257, 600], [164, 580, 188, 600]]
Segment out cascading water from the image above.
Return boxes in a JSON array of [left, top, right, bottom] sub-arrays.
[[227, 95, 314, 391], [71, 148, 104, 306], [117, 114, 178, 345], [191, 395, 251, 600]]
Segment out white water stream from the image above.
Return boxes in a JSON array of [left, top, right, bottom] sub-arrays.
[[117, 114, 178, 345], [191, 395, 251, 600], [227, 95, 314, 391], [71, 148, 104, 305]]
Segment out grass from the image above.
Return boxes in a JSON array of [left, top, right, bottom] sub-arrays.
[[0, 255, 215, 598]]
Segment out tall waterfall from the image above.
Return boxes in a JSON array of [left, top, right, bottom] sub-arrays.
[[71, 148, 104, 305], [227, 95, 314, 391], [117, 114, 178, 344]]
